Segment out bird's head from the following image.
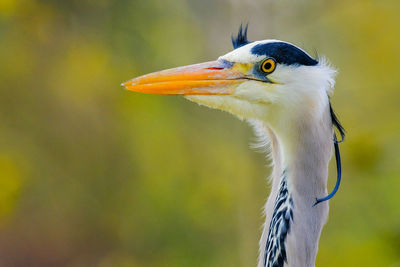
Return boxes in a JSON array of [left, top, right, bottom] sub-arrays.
[[123, 25, 336, 128]]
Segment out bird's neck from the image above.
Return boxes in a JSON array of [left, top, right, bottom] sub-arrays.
[[255, 106, 333, 267]]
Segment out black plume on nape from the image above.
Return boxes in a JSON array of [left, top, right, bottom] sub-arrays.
[[329, 101, 346, 142], [232, 24, 250, 49]]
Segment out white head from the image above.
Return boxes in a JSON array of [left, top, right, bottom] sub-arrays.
[[123, 26, 337, 134]]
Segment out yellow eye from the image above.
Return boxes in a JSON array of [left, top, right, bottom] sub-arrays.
[[261, 58, 276, 73]]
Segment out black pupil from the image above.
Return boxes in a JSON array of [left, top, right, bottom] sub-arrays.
[[264, 62, 272, 71]]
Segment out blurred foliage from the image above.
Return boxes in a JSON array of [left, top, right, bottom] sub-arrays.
[[0, 0, 399, 266]]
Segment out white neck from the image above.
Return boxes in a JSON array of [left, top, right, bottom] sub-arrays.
[[253, 103, 333, 267]]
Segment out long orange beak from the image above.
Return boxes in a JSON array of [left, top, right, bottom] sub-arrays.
[[122, 60, 246, 95]]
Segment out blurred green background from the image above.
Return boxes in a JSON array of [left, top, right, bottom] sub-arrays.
[[0, 0, 399, 266]]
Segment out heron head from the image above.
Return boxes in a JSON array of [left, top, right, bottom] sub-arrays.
[[123, 25, 336, 126]]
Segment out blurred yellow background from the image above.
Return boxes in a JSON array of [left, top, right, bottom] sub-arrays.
[[0, 0, 399, 266]]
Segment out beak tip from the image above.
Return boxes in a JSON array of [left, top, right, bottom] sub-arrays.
[[121, 81, 131, 90]]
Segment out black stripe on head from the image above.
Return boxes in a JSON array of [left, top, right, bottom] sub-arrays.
[[232, 24, 251, 49], [251, 42, 318, 66]]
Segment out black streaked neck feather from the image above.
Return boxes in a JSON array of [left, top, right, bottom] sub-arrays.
[[264, 170, 293, 267]]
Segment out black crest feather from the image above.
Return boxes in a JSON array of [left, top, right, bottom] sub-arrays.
[[232, 24, 250, 49]]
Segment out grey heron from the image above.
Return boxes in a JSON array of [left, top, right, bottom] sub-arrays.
[[123, 25, 345, 267]]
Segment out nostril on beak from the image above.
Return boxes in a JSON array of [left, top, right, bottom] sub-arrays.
[[205, 67, 224, 70]]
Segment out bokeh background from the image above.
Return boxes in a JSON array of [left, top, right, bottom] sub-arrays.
[[1, 0, 400, 266]]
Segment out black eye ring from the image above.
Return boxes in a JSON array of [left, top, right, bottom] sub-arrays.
[[261, 58, 276, 74]]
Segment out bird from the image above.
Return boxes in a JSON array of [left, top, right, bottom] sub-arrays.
[[122, 25, 345, 267]]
